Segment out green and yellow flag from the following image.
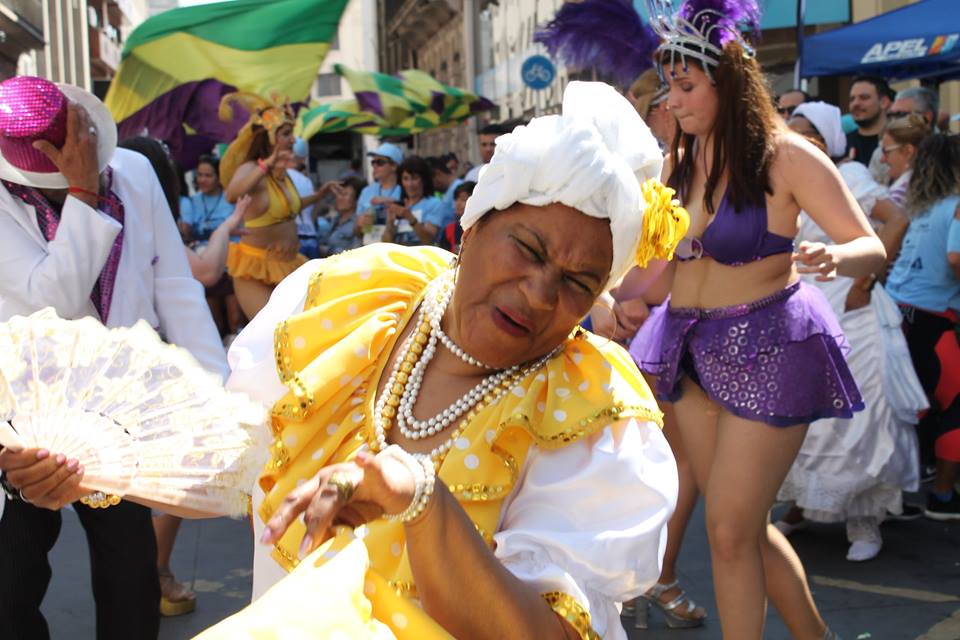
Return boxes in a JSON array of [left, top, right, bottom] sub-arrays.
[[105, 0, 347, 165], [298, 65, 495, 139]]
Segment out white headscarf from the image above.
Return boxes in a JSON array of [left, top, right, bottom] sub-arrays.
[[461, 81, 665, 290], [792, 101, 847, 159]]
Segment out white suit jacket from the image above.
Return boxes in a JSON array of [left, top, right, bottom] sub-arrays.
[[0, 148, 228, 379]]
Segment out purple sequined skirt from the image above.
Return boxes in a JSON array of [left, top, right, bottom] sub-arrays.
[[630, 282, 864, 427]]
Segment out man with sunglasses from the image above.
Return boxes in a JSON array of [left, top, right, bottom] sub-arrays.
[[776, 88, 810, 119], [356, 143, 402, 244], [889, 86, 939, 130]]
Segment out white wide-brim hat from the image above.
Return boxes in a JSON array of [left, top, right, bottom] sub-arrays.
[[0, 82, 117, 190]]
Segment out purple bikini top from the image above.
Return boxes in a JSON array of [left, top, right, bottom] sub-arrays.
[[675, 189, 794, 266]]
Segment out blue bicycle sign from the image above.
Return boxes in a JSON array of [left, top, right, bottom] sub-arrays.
[[521, 55, 556, 90]]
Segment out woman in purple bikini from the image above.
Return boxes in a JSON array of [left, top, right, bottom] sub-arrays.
[[631, 2, 887, 638]]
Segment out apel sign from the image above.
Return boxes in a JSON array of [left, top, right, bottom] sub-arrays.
[[862, 34, 959, 64]]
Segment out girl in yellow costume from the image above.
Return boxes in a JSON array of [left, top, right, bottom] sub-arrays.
[[219, 93, 328, 320], [200, 82, 689, 640]]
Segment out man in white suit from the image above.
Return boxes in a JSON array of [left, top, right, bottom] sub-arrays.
[[0, 77, 226, 639]]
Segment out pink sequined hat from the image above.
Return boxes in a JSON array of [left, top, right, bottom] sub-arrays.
[[0, 76, 116, 189]]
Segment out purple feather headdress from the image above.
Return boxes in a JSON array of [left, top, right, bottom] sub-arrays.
[[534, 0, 660, 88], [647, 0, 762, 82]]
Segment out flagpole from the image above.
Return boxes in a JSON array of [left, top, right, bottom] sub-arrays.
[[794, 0, 806, 89]]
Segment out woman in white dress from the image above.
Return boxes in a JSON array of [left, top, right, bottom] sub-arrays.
[[775, 102, 927, 562]]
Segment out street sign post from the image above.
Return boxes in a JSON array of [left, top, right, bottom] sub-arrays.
[[521, 55, 556, 90]]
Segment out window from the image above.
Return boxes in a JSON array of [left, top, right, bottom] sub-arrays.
[[314, 73, 341, 97]]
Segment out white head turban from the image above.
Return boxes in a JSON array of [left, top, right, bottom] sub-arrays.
[[792, 101, 846, 159], [461, 81, 665, 290]]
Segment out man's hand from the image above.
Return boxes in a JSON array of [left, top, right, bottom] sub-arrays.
[[32, 102, 100, 194]]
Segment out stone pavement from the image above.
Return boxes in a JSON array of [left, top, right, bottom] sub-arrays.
[[43, 497, 959, 639]]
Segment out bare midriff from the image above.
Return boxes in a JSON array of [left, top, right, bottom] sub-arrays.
[[670, 254, 798, 309]]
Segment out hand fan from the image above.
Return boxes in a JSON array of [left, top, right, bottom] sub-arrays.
[[0, 308, 270, 517]]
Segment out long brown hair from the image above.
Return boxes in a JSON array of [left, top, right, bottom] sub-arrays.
[[906, 133, 960, 216], [243, 126, 274, 163], [667, 42, 780, 214]]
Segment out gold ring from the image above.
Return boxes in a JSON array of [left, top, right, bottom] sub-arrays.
[[327, 471, 356, 503]]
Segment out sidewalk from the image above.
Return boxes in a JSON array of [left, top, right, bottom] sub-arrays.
[[43, 499, 959, 639]]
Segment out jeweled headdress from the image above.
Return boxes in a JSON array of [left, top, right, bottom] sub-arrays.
[[218, 92, 295, 188], [646, 0, 761, 82]]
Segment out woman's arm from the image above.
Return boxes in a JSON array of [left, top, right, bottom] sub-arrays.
[[781, 135, 886, 279], [866, 198, 909, 282], [405, 482, 580, 640], [224, 161, 267, 204], [188, 195, 250, 286], [300, 181, 338, 209]]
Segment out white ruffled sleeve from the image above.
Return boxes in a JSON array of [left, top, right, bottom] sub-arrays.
[[494, 418, 677, 639], [225, 260, 323, 406]]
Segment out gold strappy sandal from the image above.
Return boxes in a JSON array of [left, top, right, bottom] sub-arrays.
[[159, 569, 197, 617]]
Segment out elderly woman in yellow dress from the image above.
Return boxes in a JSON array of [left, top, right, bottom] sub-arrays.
[[201, 81, 687, 640]]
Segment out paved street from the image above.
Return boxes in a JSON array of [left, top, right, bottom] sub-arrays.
[[44, 493, 958, 639]]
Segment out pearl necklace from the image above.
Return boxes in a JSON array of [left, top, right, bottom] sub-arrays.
[[372, 275, 561, 462]]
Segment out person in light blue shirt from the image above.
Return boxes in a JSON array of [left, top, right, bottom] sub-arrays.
[[185, 155, 235, 243], [356, 142, 403, 234], [315, 176, 367, 256], [883, 133, 960, 522], [382, 156, 445, 246], [428, 156, 462, 227]]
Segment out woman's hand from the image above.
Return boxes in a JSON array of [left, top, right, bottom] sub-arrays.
[[260, 449, 418, 557], [613, 298, 650, 340], [264, 147, 293, 174], [844, 285, 871, 312], [369, 196, 393, 206], [590, 293, 649, 344], [224, 195, 251, 236], [590, 292, 618, 340], [386, 202, 413, 222], [0, 447, 87, 510], [793, 241, 839, 281]]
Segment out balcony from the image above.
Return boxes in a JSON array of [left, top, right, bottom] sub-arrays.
[[89, 27, 122, 77], [387, 0, 458, 50]]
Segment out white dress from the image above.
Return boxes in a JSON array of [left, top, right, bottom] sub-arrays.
[[778, 163, 927, 532], [226, 261, 680, 639]]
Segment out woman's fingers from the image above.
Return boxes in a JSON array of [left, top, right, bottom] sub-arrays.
[[300, 482, 346, 557], [261, 476, 320, 544]]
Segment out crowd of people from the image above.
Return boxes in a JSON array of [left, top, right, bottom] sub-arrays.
[[0, 0, 958, 638]]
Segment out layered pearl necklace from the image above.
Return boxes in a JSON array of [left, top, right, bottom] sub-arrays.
[[372, 272, 560, 462]]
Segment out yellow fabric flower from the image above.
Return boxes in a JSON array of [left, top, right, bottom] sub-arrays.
[[636, 178, 690, 267]]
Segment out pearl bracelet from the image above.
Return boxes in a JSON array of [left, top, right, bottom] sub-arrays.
[[383, 448, 436, 524]]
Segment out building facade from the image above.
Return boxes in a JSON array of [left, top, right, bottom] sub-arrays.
[[0, 0, 44, 79], [0, 0, 149, 94]]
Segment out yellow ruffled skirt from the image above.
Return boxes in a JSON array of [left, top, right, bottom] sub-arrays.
[[194, 529, 453, 640], [227, 242, 308, 286]]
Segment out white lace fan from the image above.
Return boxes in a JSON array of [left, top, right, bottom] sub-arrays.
[[0, 308, 270, 518]]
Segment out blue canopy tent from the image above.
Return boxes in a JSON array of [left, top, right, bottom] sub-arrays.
[[800, 0, 960, 82]]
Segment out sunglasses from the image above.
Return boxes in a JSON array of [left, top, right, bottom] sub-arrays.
[[777, 105, 797, 117], [880, 144, 902, 155], [371, 158, 390, 167]]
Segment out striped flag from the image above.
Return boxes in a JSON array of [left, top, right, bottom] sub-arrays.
[[298, 65, 494, 138], [104, 0, 348, 166]]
